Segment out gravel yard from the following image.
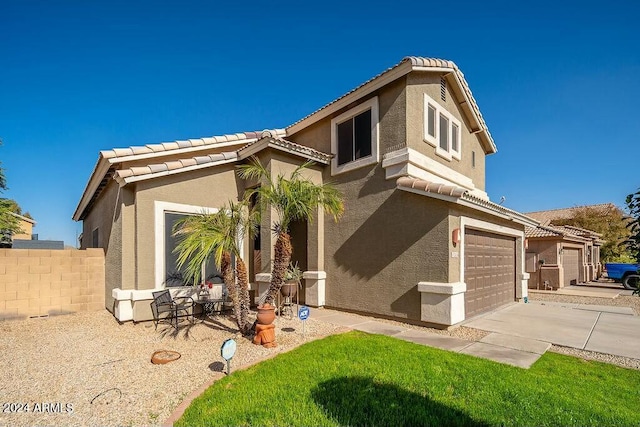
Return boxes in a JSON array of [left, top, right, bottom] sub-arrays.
[[1, 290, 638, 426], [0, 310, 346, 427]]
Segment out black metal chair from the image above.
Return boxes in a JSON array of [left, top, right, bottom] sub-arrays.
[[150, 289, 195, 330]]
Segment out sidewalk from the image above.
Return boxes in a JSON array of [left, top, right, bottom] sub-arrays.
[[309, 307, 549, 369]]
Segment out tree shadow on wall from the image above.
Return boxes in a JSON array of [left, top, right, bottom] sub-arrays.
[[333, 191, 447, 280], [311, 376, 489, 427]]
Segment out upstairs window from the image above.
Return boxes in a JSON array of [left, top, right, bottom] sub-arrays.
[[331, 97, 379, 175], [423, 93, 461, 161], [337, 109, 372, 166]]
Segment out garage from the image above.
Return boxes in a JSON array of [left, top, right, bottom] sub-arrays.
[[464, 228, 516, 318], [562, 248, 580, 286]]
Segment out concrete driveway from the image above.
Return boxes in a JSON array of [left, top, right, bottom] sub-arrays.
[[464, 301, 640, 359]]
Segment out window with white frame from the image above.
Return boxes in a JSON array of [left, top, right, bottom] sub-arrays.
[[331, 97, 379, 175], [423, 93, 461, 161], [154, 201, 230, 289]]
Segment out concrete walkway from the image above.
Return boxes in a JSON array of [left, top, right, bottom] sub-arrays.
[[309, 308, 549, 369], [530, 283, 632, 299], [464, 301, 640, 360]]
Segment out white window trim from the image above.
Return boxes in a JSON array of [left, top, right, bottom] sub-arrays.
[[331, 96, 379, 176], [154, 201, 224, 289], [423, 93, 462, 162]]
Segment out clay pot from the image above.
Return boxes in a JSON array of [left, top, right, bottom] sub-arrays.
[[256, 303, 276, 325], [280, 281, 299, 298]]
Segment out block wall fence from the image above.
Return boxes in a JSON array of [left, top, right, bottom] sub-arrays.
[[0, 248, 105, 320]]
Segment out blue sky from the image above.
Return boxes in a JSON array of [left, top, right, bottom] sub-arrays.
[[1, 0, 639, 246]]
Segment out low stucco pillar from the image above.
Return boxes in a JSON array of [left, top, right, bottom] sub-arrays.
[[112, 288, 133, 322], [418, 281, 466, 326], [303, 270, 326, 307], [518, 273, 530, 300]]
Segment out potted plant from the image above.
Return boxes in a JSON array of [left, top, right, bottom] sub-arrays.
[[281, 262, 303, 298]]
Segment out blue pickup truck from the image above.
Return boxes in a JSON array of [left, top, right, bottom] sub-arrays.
[[604, 263, 639, 289]]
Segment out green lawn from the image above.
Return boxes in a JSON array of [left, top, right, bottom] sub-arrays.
[[176, 331, 640, 426]]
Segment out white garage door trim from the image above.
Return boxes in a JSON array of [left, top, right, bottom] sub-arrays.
[[459, 217, 528, 301]]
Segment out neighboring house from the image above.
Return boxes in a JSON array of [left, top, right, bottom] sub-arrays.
[[6, 213, 65, 250], [527, 205, 611, 286], [11, 213, 35, 240], [524, 224, 603, 289], [1, 212, 36, 247], [73, 56, 538, 327]]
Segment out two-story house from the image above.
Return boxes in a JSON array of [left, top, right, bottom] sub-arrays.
[[73, 57, 536, 327]]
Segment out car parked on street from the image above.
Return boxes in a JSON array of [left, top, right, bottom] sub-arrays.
[[604, 263, 640, 289]]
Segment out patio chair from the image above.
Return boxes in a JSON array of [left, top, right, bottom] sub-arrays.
[[150, 289, 195, 330]]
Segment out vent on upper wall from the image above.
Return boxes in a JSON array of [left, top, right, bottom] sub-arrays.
[[440, 76, 447, 101]]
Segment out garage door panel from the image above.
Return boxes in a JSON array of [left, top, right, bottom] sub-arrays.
[[465, 229, 516, 318], [563, 248, 580, 286]]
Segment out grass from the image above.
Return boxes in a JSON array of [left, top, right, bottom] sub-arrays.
[[176, 331, 640, 426]]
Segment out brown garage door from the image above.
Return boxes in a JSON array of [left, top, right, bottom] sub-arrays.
[[563, 248, 580, 286], [464, 229, 516, 318]]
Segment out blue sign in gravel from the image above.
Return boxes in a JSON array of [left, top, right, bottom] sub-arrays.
[[298, 306, 310, 320]]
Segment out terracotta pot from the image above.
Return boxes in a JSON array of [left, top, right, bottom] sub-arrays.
[[256, 303, 276, 325], [280, 281, 299, 298]]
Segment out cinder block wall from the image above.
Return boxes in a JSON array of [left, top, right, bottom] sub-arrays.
[[0, 248, 105, 320]]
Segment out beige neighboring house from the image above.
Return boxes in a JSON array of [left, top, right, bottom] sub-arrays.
[[73, 56, 538, 328], [525, 206, 606, 288], [11, 213, 35, 240]]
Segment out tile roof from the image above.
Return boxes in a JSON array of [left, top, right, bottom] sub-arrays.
[[397, 176, 537, 226], [114, 151, 239, 184], [238, 134, 333, 165], [101, 129, 286, 161], [113, 132, 333, 185], [525, 224, 594, 242], [554, 224, 603, 238], [287, 56, 496, 154], [525, 225, 563, 238], [526, 203, 619, 225], [396, 176, 468, 197]]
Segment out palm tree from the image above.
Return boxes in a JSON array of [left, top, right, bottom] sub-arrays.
[[172, 201, 257, 335], [237, 157, 344, 306]]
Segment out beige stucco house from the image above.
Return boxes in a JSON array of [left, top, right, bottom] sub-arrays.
[[12, 213, 35, 240], [74, 57, 537, 327], [525, 207, 605, 288]]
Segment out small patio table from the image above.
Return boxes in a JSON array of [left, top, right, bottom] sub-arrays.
[[194, 297, 229, 319]]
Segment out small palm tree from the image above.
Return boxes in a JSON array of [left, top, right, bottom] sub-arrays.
[[237, 157, 344, 306], [172, 201, 257, 335]]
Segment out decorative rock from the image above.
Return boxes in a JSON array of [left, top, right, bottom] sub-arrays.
[[151, 350, 181, 364]]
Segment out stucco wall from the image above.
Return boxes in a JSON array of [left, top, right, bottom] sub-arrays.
[[81, 180, 122, 313], [0, 248, 105, 320], [405, 73, 486, 191], [13, 218, 34, 240], [289, 78, 407, 157], [526, 239, 559, 289], [324, 165, 450, 322]]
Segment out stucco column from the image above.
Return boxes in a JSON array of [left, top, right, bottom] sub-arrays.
[[255, 205, 277, 302], [305, 206, 326, 307]]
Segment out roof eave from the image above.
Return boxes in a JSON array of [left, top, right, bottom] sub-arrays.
[[72, 156, 110, 221], [116, 157, 239, 185], [286, 60, 414, 136], [238, 138, 332, 165]]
